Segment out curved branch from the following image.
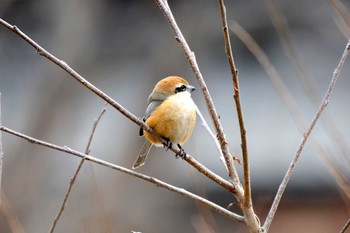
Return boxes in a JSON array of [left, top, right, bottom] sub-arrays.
[[0, 18, 234, 193], [0, 126, 244, 223]]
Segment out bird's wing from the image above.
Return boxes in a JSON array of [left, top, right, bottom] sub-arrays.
[[139, 99, 163, 136]]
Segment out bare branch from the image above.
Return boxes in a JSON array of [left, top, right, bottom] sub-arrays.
[[49, 105, 107, 233], [0, 18, 234, 194], [330, 0, 350, 38], [195, 106, 227, 171], [0, 126, 244, 223], [263, 40, 350, 232], [339, 218, 350, 233], [217, 0, 251, 208], [154, 0, 238, 183], [217, 1, 261, 232], [232, 19, 350, 203], [265, 0, 350, 168]]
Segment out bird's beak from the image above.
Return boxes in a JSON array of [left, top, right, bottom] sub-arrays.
[[187, 85, 196, 93]]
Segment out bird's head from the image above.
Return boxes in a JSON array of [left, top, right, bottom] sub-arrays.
[[151, 76, 195, 100]]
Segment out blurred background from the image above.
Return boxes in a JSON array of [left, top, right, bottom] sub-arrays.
[[1, 0, 350, 232]]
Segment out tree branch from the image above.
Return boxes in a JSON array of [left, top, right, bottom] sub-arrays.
[[217, 0, 251, 208], [339, 218, 350, 233], [49, 104, 107, 233], [196, 106, 227, 171], [154, 0, 238, 183], [263, 40, 350, 232], [217, 1, 260, 232], [0, 17, 234, 194], [0, 126, 244, 223], [231, 18, 350, 207]]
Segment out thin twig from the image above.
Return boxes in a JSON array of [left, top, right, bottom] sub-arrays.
[[217, 0, 251, 207], [331, 0, 350, 38], [265, 0, 350, 168], [0, 126, 245, 223], [49, 105, 107, 233], [195, 106, 227, 171], [0, 18, 234, 194], [263, 40, 350, 232], [154, 0, 238, 183], [217, 1, 261, 232], [231, 22, 306, 129], [339, 218, 350, 233], [231, 20, 350, 202]]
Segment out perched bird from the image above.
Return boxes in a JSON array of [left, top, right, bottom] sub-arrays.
[[132, 76, 197, 169]]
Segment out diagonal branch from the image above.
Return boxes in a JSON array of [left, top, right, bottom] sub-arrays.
[[231, 20, 350, 201], [154, 0, 238, 183], [340, 218, 350, 233], [0, 126, 244, 223], [49, 105, 107, 233], [262, 40, 350, 232], [0, 17, 234, 194]]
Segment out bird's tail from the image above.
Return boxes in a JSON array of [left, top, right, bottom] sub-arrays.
[[132, 140, 153, 169]]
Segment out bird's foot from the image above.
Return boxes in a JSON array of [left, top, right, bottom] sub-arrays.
[[162, 137, 173, 151], [175, 144, 187, 159]]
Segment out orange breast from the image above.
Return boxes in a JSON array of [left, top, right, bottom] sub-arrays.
[[144, 92, 196, 146]]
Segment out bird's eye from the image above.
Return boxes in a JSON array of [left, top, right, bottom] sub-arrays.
[[175, 84, 187, 93]]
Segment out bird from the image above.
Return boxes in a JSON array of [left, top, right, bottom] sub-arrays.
[[132, 76, 197, 169]]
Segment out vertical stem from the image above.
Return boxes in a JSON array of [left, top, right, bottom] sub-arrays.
[[218, 0, 251, 207]]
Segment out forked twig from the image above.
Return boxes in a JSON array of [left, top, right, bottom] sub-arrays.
[[49, 105, 107, 233], [0, 126, 244, 223], [263, 40, 350, 231]]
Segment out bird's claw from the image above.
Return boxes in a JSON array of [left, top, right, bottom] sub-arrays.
[[163, 137, 172, 151], [175, 144, 187, 159]]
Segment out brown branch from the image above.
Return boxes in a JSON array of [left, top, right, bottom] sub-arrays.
[[218, 0, 251, 208], [330, 0, 350, 38], [339, 218, 350, 233], [217, 1, 260, 232], [154, 0, 238, 183], [231, 21, 350, 227], [0, 126, 244, 223], [0, 17, 235, 194], [49, 104, 107, 233], [262, 40, 350, 232], [195, 106, 227, 171]]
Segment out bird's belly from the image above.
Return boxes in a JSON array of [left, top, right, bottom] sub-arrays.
[[145, 93, 196, 145]]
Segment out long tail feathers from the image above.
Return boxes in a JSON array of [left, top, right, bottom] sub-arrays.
[[132, 140, 153, 169]]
